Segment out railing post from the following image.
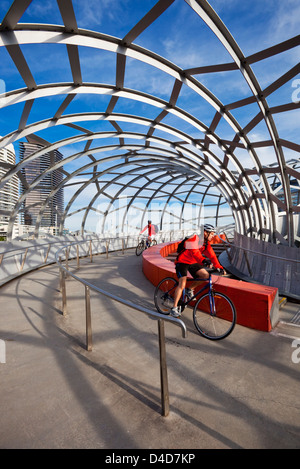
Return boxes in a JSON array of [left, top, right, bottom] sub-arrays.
[[65, 247, 69, 277], [59, 257, 67, 316], [20, 248, 28, 271], [89, 240, 93, 263], [158, 319, 169, 417], [44, 244, 51, 263], [54, 236, 188, 417], [76, 244, 80, 268], [85, 285, 92, 351]]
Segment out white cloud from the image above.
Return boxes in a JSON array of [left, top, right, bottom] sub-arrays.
[[73, 0, 131, 29], [268, 0, 300, 43]]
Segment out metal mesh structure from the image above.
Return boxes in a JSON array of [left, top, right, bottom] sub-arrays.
[[0, 0, 299, 244]]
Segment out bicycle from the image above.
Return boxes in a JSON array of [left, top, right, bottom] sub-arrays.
[[136, 237, 157, 256], [154, 269, 236, 340]]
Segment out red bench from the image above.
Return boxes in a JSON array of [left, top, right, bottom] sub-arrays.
[[142, 242, 279, 332]]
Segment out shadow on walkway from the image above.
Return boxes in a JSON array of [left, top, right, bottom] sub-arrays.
[[0, 250, 299, 449]]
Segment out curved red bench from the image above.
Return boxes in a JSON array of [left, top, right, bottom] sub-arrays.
[[142, 241, 279, 332]]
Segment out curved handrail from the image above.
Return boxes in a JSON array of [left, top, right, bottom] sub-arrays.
[[55, 238, 187, 417], [0, 229, 192, 286], [224, 239, 300, 264], [55, 241, 187, 337], [220, 234, 300, 299]]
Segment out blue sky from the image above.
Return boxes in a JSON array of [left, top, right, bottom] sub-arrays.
[[0, 0, 299, 232], [0, 0, 298, 131], [0, 0, 298, 137]]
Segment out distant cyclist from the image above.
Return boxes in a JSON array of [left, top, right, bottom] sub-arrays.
[[140, 220, 157, 246], [170, 224, 226, 317]]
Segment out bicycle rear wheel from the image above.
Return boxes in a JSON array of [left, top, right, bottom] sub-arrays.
[[136, 241, 145, 256], [154, 277, 186, 315], [154, 277, 178, 314], [193, 292, 236, 340]]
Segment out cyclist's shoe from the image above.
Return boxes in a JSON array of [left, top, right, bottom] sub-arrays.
[[185, 288, 194, 301], [170, 306, 181, 318]]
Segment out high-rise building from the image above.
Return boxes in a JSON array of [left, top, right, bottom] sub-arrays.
[[19, 135, 64, 234], [0, 140, 19, 238]]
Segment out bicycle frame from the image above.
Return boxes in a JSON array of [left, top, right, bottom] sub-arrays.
[[154, 269, 236, 340], [182, 275, 216, 315], [136, 237, 158, 256], [154, 270, 236, 340]]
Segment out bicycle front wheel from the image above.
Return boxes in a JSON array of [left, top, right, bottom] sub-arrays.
[[193, 292, 236, 340], [136, 241, 145, 256]]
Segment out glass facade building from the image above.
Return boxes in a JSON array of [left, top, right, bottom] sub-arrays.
[[0, 141, 19, 237], [0, 139, 19, 238], [19, 137, 64, 233]]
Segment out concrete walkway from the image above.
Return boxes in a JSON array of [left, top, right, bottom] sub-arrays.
[[0, 249, 299, 449]]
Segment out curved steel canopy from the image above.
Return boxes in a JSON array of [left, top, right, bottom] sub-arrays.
[[0, 0, 299, 245]]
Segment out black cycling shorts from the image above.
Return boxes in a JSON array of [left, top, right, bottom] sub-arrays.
[[175, 263, 204, 279]]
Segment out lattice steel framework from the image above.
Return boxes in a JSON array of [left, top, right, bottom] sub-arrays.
[[0, 0, 299, 244]]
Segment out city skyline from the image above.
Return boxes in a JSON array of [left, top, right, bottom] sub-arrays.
[[0, 139, 18, 237], [19, 135, 64, 235]]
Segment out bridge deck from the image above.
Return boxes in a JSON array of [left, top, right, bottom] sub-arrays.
[[0, 249, 299, 449]]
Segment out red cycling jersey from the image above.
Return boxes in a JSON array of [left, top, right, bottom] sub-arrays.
[[176, 239, 222, 269], [140, 224, 156, 236]]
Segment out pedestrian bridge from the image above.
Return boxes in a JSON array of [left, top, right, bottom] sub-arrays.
[[0, 244, 299, 449], [1, 230, 299, 301], [142, 240, 279, 332], [0, 0, 299, 448]]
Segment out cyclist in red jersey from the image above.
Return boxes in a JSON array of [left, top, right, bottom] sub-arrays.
[[140, 220, 157, 246], [170, 224, 226, 317]]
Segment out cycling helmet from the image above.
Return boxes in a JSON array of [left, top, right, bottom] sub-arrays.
[[203, 223, 215, 233]]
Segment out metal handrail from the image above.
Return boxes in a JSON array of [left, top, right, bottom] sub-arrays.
[[224, 239, 300, 264], [55, 239, 187, 417], [0, 230, 190, 285]]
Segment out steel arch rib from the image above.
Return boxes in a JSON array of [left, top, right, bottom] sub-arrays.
[[0, 25, 272, 170], [38, 155, 204, 236], [81, 161, 195, 235], [0, 101, 260, 238], [0, 28, 271, 240], [119, 168, 196, 234], [5, 134, 253, 239], [28, 149, 236, 238], [0, 1, 298, 244], [184, 0, 293, 244]]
